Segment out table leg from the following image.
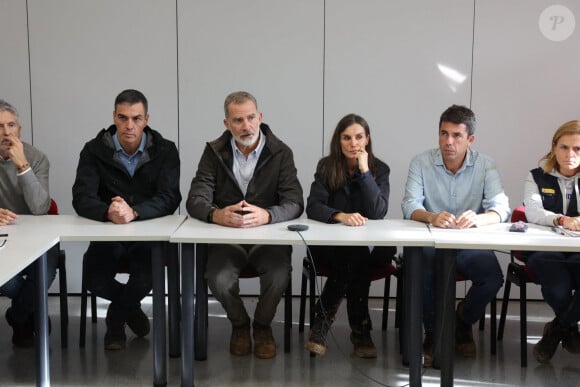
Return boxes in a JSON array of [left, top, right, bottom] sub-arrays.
[[34, 251, 50, 387], [403, 246, 423, 387], [167, 243, 181, 358], [194, 243, 208, 361], [152, 242, 167, 386], [434, 249, 456, 387], [180, 243, 195, 387]]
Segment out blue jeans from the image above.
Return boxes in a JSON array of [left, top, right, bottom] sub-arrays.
[[422, 247, 503, 333], [527, 251, 580, 326], [0, 245, 59, 323]]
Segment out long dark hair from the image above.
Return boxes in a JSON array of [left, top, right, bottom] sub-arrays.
[[317, 113, 377, 191]]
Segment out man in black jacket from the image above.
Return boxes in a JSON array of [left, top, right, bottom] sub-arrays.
[[187, 91, 303, 359], [72, 89, 181, 350]]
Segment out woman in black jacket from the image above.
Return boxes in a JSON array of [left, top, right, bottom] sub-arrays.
[[304, 113, 394, 358]]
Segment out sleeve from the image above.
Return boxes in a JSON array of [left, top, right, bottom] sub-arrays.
[[19, 148, 50, 214], [305, 164, 336, 223], [523, 171, 557, 226], [401, 155, 426, 219], [186, 144, 218, 222], [72, 144, 110, 221], [132, 141, 181, 220], [266, 146, 304, 223], [355, 161, 390, 219], [481, 159, 511, 222]]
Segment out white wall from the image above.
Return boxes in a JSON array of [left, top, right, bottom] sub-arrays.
[[2, 0, 580, 300]]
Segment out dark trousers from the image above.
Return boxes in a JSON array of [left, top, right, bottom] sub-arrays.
[[309, 245, 394, 329], [83, 241, 153, 322], [0, 247, 59, 323], [422, 247, 503, 333], [527, 251, 580, 327]]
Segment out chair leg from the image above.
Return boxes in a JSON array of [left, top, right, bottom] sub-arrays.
[[91, 294, 98, 323], [79, 260, 88, 348], [382, 275, 391, 331], [520, 282, 528, 367], [58, 249, 68, 348], [298, 262, 308, 333], [308, 264, 316, 358], [497, 279, 512, 340], [395, 273, 403, 329], [490, 298, 496, 355], [284, 277, 292, 353]]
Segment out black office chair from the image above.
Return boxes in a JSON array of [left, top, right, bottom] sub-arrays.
[[497, 205, 539, 367]]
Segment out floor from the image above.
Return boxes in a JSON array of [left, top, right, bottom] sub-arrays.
[[0, 296, 579, 387]]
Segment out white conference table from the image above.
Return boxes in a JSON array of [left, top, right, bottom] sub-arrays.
[[0, 218, 61, 387], [429, 222, 580, 386], [0, 214, 186, 387], [170, 217, 433, 387]]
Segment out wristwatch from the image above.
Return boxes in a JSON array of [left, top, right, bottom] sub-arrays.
[[133, 209, 139, 220], [207, 208, 216, 223]]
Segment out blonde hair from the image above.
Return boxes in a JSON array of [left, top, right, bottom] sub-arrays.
[[542, 120, 580, 173]]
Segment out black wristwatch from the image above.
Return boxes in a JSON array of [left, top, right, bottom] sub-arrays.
[[207, 208, 216, 223]]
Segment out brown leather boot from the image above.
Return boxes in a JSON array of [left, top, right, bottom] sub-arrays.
[[230, 326, 251, 356], [253, 325, 276, 359], [350, 328, 377, 359]]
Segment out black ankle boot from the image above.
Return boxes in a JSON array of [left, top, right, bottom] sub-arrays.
[[534, 318, 566, 363], [304, 299, 340, 356]]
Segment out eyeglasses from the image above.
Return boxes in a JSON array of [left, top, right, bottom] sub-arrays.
[[0, 239, 6, 248]]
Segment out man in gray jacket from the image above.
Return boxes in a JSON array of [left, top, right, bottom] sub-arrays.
[[187, 91, 303, 359], [0, 99, 57, 348]]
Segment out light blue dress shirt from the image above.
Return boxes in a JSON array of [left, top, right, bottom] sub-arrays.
[[113, 131, 147, 177], [401, 148, 510, 222]]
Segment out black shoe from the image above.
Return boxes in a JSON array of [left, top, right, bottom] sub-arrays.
[[455, 302, 476, 357], [562, 324, 580, 354], [126, 307, 150, 337], [423, 333, 434, 367], [534, 319, 566, 363], [5, 308, 34, 348], [105, 306, 126, 350], [104, 330, 127, 350]]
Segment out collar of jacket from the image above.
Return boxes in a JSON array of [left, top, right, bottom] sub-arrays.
[[208, 123, 284, 167]]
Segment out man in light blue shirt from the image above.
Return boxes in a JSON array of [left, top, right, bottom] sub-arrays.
[[402, 105, 510, 367]]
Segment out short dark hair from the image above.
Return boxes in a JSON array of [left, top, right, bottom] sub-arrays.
[[114, 89, 148, 114], [439, 104, 476, 136]]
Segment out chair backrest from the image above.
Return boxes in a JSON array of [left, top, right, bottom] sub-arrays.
[[511, 205, 527, 223], [48, 199, 59, 215], [511, 205, 527, 263]]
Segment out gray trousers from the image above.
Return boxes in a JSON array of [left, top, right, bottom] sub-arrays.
[[206, 244, 291, 329]]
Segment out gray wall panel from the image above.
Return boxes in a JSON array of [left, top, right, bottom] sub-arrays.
[[27, 0, 178, 292], [325, 0, 474, 297], [472, 0, 580, 300], [177, 0, 324, 294], [0, 0, 31, 140]]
